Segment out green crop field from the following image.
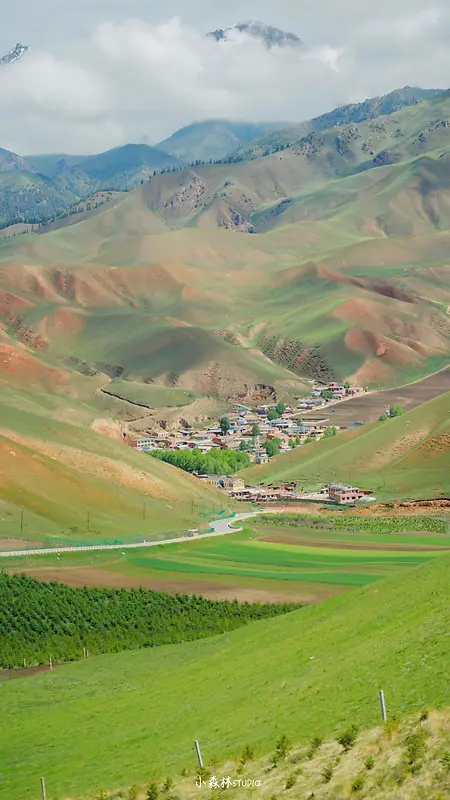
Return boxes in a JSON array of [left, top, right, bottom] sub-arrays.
[[7, 515, 449, 606], [2, 548, 450, 799]]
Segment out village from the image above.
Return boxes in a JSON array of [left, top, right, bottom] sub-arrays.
[[127, 380, 375, 505], [128, 380, 367, 459]]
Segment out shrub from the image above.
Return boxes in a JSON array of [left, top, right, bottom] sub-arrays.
[[338, 724, 359, 752], [441, 752, 450, 771], [241, 744, 255, 764], [389, 405, 405, 418], [146, 783, 159, 800], [322, 764, 334, 783], [351, 775, 365, 792], [364, 755, 375, 771], [378, 413, 388, 422], [163, 778, 173, 792], [127, 788, 138, 800], [285, 774, 297, 790], [405, 728, 427, 765], [272, 735, 290, 766], [307, 735, 324, 760], [419, 710, 429, 722]]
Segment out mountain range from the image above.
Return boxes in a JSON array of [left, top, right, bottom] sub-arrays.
[[0, 86, 443, 230]]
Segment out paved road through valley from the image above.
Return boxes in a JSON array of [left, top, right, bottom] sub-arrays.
[[0, 512, 259, 559]]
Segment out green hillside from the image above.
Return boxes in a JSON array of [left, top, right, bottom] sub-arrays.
[[242, 392, 450, 499], [233, 86, 444, 161], [3, 551, 450, 798], [0, 381, 228, 546]]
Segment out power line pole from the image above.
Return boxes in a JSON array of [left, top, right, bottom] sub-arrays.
[[143, 501, 146, 522], [194, 740, 204, 769], [86, 512, 90, 533], [20, 510, 24, 535]]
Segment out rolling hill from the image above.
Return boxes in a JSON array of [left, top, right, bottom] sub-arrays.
[[0, 364, 228, 546], [2, 546, 450, 798]]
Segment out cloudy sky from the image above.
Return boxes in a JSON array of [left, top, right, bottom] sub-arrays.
[[1, 0, 450, 155]]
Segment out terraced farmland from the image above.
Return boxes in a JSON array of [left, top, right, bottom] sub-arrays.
[[11, 515, 450, 604]]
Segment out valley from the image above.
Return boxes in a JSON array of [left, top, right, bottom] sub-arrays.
[[2, 51, 450, 800]]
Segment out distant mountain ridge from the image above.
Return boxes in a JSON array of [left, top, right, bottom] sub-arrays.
[[157, 120, 288, 164], [0, 143, 183, 229], [0, 43, 29, 65], [233, 86, 445, 160], [208, 21, 302, 48]]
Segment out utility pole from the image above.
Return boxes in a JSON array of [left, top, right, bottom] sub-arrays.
[[86, 512, 90, 533], [379, 690, 387, 722], [194, 740, 204, 769], [20, 509, 24, 535], [143, 501, 146, 522]]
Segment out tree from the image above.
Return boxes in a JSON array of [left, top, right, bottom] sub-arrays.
[[344, 381, 351, 392], [288, 439, 295, 449], [276, 401, 286, 416], [389, 405, 405, 418], [267, 409, 278, 421], [321, 390, 334, 401], [251, 423, 261, 437], [304, 437, 315, 444], [323, 427, 338, 438], [265, 439, 280, 458], [219, 416, 231, 435], [378, 412, 388, 422]]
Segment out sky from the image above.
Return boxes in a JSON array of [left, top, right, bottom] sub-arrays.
[[1, 0, 450, 154]]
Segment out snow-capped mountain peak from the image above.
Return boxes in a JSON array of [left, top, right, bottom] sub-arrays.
[[208, 21, 302, 49], [0, 43, 30, 66]]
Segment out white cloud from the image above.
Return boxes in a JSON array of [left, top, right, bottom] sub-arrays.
[[0, 1, 450, 154]]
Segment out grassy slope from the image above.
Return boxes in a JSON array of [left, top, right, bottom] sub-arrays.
[[241, 392, 450, 499], [2, 552, 450, 798], [0, 384, 229, 544]]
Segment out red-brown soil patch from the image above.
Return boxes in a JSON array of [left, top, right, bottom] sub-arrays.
[[39, 309, 85, 341], [0, 344, 68, 391], [19, 566, 325, 603], [0, 538, 45, 550], [259, 535, 450, 552], [345, 328, 422, 367], [0, 263, 61, 302], [0, 286, 34, 325]]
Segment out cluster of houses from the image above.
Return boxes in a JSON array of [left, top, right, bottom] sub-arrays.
[[298, 381, 366, 410], [197, 477, 376, 506], [128, 402, 335, 461]]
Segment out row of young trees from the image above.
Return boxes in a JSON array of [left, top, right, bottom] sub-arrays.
[[149, 447, 250, 475], [0, 574, 298, 669]]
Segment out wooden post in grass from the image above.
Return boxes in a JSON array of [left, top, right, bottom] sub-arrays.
[[379, 690, 387, 722], [41, 777, 47, 800], [49, 656, 53, 672], [194, 740, 204, 769]]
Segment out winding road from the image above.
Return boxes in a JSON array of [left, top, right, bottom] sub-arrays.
[[0, 512, 259, 559]]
